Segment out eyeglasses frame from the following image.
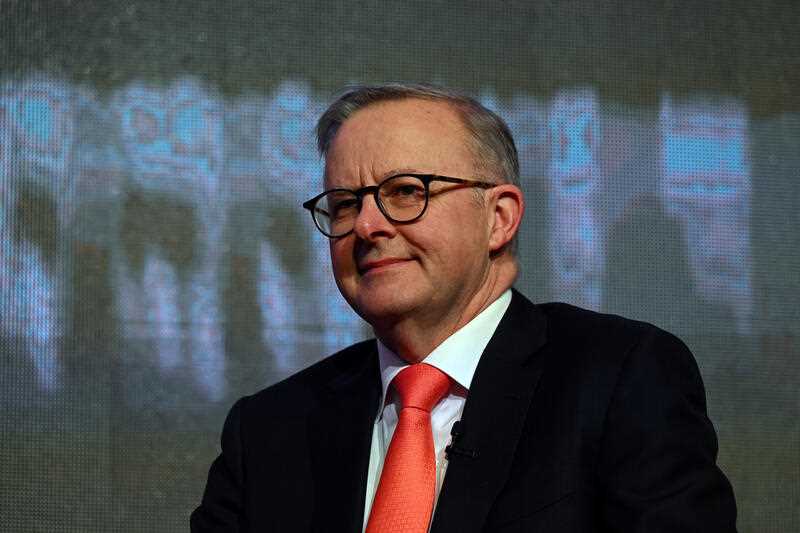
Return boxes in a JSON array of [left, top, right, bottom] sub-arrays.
[[302, 173, 498, 238]]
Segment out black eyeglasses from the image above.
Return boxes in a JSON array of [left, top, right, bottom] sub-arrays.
[[302, 173, 497, 238]]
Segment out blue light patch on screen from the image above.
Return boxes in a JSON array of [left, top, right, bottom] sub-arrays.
[[664, 134, 747, 177], [173, 104, 205, 146], [18, 97, 54, 144], [550, 110, 597, 176]]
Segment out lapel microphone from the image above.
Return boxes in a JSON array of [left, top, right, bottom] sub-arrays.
[[445, 421, 478, 460]]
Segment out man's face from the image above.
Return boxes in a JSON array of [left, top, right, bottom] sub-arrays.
[[324, 98, 494, 329]]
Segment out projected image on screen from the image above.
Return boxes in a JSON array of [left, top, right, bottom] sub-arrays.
[[659, 96, 753, 335], [1, 77, 76, 394], [547, 89, 605, 310], [112, 79, 227, 402], [0, 76, 773, 405]]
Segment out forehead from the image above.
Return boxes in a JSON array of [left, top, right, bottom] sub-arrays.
[[324, 98, 476, 185]]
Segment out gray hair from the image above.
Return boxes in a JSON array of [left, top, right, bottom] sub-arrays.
[[315, 83, 520, 188]]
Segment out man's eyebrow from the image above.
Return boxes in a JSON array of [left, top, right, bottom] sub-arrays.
[[324, 168, 426, 190], [377, 168, 424, 181]]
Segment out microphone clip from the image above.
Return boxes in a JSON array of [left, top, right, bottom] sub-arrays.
[[445, 421, 478, 460]]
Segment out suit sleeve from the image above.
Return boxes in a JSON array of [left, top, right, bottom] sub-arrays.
[[191, 397, 246, 532], [597, 327, 738, 532]]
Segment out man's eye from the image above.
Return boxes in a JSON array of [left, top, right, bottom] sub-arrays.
[[331, 199, 358, 216], [387, 185, 424, 197]]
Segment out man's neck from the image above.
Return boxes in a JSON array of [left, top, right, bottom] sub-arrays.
[[373, 261, 516, 363]]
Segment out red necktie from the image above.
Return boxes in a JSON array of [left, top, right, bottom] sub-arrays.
[[365, 363, 451, 533]]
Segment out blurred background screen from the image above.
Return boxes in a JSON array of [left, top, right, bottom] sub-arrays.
[[0, 1, 797, 531]]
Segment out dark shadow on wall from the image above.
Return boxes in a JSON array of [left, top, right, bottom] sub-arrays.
[[602, 192, 701, 337]]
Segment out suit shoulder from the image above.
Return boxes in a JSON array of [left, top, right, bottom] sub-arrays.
[[534, 302, 695, 377], [238, 338, 376, 417], [531, 302, 706, 423], [537, 301, 684, 347]]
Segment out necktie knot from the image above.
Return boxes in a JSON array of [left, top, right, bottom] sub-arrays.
[[392, 363, 450, 412]]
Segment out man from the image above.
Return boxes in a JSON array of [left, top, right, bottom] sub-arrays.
[[192, 84, 737, 532]]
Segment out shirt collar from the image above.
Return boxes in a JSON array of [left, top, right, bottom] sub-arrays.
[[375, 289, 512, 418]]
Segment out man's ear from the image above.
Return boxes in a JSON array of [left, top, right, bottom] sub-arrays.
[[487, 184, 524, 253]]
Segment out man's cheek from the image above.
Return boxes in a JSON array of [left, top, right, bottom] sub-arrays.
[[331, 253, 357, 285]]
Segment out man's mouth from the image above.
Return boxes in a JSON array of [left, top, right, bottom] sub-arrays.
[[359, 258, 411, 274]]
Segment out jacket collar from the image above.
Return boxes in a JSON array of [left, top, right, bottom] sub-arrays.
[[431, 288, 549, 533]]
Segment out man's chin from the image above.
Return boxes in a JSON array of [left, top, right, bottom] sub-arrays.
[[351, 291, 421, 326]]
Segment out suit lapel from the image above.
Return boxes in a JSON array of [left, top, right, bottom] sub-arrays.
[[431, 290, 548, 533], [307, 343, 381, 533]]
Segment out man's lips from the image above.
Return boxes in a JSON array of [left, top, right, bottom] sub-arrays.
[[358, 258, 411, 274]]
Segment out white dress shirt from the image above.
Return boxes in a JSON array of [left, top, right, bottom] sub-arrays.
[[362, 289, 512, 531]]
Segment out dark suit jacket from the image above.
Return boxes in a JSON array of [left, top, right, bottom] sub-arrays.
[[192, 289, 737, 532]]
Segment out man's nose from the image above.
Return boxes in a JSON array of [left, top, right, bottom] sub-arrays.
[[353, 194, 397, 240]]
